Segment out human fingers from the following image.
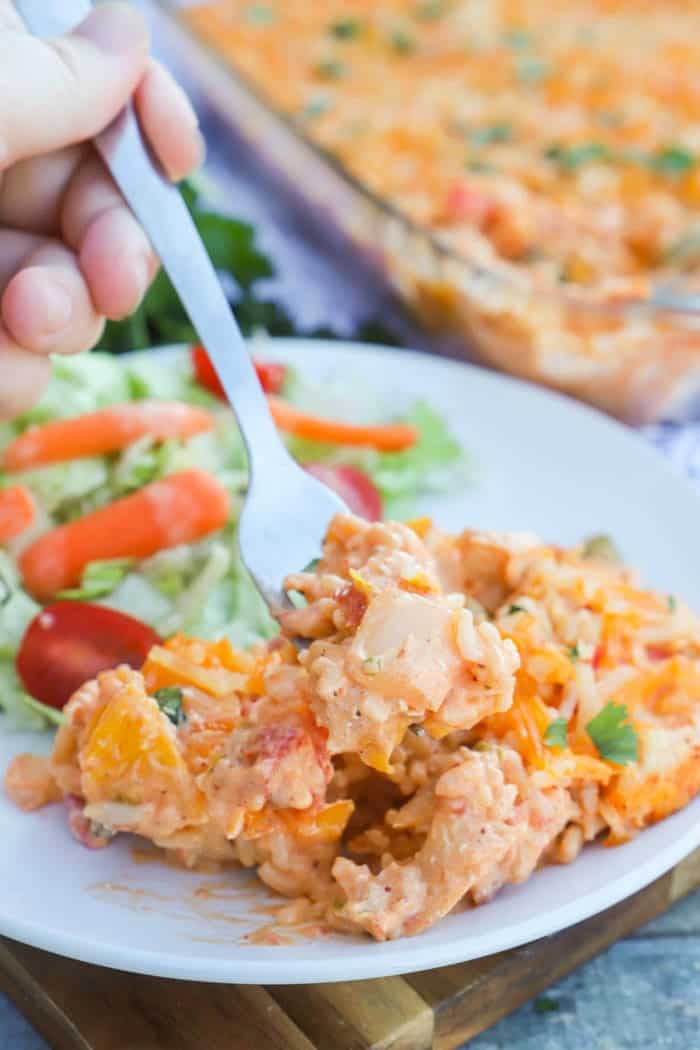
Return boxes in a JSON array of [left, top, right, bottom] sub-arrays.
[[0, 3, 148, 169], [1, 241, 104, 355]]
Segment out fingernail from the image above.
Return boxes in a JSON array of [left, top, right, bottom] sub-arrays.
[[76, 2, 149, 57], [39, 281, 72, 335]]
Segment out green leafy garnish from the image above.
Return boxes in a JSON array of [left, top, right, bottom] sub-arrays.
[[330, 17, 362, 39], [154, 687, 186, 727], [469, 123, 513, 146], [416, 1, 447, 19], [668, 595, 678, 612], [314, 59, 346, 80], [650, 147, 695, 177], [533, 996, 560, 1014], [544, 718, 568, 749], [299, 95, 333, 121], [508, 604, 526, 615], [515, 57, 549, 83], [58, 558, 134, 601], [545, 143, 612, 171], [581, 533, 621, 564], [390, 30, 416, 54], [586, 702, 639, 765], [503, 28, 533, 49], [568, 644, 580, 663], [244, 4, 275, 25]]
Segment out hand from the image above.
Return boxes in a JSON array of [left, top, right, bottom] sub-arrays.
[[0, 1, 204, 418]]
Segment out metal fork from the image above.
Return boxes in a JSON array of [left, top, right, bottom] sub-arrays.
[[16, 0, 347, 613]]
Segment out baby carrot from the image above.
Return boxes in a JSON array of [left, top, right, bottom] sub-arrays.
[[267, 397, 418, 451], [3, 402, 214, 472], [19, 469, 230, 601], [0, 485, 35, 544]]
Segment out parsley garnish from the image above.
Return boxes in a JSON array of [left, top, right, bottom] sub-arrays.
[[581, 534, 621, 563], [668, 595, 678, 612], [391, 30, 416, 54], [154, 687, 186, 727], [503, 28, 533, 50], [568, 644, 580, 663], [545, 143, 611, 171], [586, 702, 639, 765], [544, 718, 568, 749], [470, 123, 513, 146], [508, 604, 526, 615], [516, 57, 549, 83], [330, 17, 362, 39], [651, 146, 695, 177], [314, 59, 346, 80], [244, 3, 275, 25], [416, 1, 447, 19]]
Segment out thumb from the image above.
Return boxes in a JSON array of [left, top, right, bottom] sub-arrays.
[[0, 2, 149, 170]]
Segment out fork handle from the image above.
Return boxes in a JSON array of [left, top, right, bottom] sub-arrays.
[[15, 0, 289, 472]]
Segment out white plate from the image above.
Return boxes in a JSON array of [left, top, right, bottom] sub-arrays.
[[2, 339, 700, 985]]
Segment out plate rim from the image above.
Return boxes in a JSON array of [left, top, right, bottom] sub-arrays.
[[2, 337, 700, 984]]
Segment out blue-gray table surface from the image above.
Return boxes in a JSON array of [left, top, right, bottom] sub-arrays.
[[4, 7, 700, 1046]]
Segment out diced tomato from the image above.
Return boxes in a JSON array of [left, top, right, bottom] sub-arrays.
[[646, 645, 671, 663], [16, 603, 161, 710], [304, 464, 383, 521], [191, 345, 286, 397], [443, 183, 498, 227]]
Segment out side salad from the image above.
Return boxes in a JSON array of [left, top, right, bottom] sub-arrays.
[[0, 343, 466, 731]]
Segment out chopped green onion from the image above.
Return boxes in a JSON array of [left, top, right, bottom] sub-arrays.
[[650, 146, 695, 177], [390, 30, 416, 54], [314, 59, 346, 80], [330, 18, 362, 39], [469, 123, 513, 146], [154, 687, 186, 727], [544, 718, 568, 749]]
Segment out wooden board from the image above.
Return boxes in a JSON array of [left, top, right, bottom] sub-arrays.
[[2, 846, 699, 1050]]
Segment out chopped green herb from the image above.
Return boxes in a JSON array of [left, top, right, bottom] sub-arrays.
[[503, 28, 533, 49], [469, 123, 513, 146], [665, 230, 700, 268], [508, 604, 526, 615], [391, 30, 416, 54], [303, 558, 321, 573], [516, 57, 548, 83], [568, 644, 580, 663], [300, 95, 332, 120], [244, 3, 275, 25], [545, 142, 612, 171], [154, 687, 186, 727], [534, 996, 560, 1014], [586, 702, 639, 765], [581, 533, 621, 564], [314, 59, 346, 80], [465, 158, 497, 173], [330, 17, 362, 39], [668, 594, 678, 612], [544, 718, 568, 749], [651, 146, 695, 177], [416, 0, 447, 19]]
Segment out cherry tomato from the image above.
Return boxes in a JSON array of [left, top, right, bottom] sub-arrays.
[[16, 602, 161, 710], [305, 464, 383, 521], [191, 345, 287, 397]]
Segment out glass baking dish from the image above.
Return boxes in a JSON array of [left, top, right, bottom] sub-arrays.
[[154, 0, 700, 424]]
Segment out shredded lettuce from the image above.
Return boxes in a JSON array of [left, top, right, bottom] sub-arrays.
[[59, 558, 134, 601]]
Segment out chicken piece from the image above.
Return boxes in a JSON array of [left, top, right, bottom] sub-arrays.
[[305, 588, 518, 769], [432, 529, 541, 612], [282, 515, 441, 641], [332, 746, 573, 940]]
